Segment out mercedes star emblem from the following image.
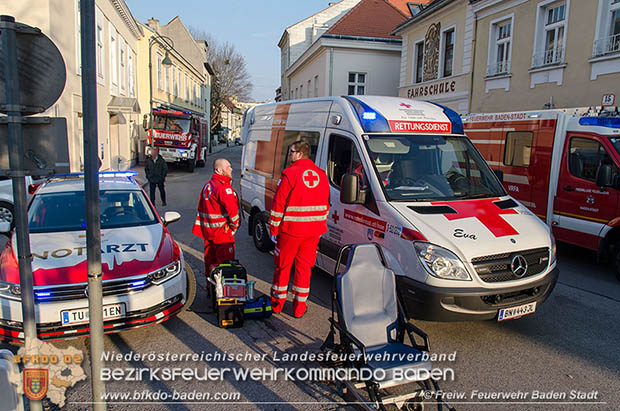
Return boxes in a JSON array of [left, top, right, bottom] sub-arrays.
[[511, 255, 528, 278]]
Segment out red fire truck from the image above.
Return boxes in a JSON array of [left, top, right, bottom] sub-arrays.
[[146, 108, 209, 172], [463, 107, 620, 279]]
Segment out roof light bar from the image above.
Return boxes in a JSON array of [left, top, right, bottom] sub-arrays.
[[579, 116, 620, 128], [427, 102, 465, 135], [345, 96, 391, 133]]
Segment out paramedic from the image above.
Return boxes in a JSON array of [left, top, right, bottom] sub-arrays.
[[193, 158, 240, 276], [269, 141, 330, 318]]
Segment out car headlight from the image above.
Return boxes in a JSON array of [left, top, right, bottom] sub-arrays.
[[0, 281, 22, 301], [148, 261, 182, 285], [414, 242, 471, 281], [550, 233, 557, 265]]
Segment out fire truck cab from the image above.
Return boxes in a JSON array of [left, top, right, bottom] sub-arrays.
[[463, 108, 620, 280], [145, 108, 208, 172]]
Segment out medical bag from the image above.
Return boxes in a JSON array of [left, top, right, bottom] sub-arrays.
[[243, 295, 273, 319], [216, 298, 244, 328]]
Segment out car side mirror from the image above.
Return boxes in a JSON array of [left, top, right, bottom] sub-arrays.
[[340, 174, 365, 204], [493, 169, 504, 182], [163, 211, 181, 226], [0, 221, 10, 233], [596, 164, 613, 187]]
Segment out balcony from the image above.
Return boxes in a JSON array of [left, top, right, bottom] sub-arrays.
[[593, 34, 620, 57], [531, 46, 565, 68], [486, 60, 511, 77]]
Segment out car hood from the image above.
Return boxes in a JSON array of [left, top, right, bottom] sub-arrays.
[[391, 197, 552, 261], [0, 224, 179, 286]]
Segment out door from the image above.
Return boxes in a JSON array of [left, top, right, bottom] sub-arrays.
[[553, 134, 620, 250]]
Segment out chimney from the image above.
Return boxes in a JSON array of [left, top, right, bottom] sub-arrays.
[[147, 18, 160, 32]]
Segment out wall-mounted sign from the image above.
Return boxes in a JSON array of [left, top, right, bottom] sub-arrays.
[[406, 80, 456, 99], [602, 94, 615, 106], [423, 23, 440, 82]]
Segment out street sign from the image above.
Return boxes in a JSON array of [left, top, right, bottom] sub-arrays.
[[602, 94, 615, 107], [0, 21, 66, 115], [0, 117, 69, 175]]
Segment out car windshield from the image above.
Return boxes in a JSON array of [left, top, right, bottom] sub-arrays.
[[153, 115, 191, 133], [608, 136, 620, 157], [364, 134, 506, 202], [28, 190, 158, 233]]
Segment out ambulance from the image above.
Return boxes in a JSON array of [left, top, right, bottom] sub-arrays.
[[463, 107, 620, 280], [240, 96, 558, 322]]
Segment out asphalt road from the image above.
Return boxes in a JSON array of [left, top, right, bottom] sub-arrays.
[[1, 144, 619, 410]]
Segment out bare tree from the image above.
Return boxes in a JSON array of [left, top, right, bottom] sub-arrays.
[[189, 26, 253, 133]]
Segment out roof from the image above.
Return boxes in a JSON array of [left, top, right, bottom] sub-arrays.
[[325, 0, 409, 39], [39, 174, 141, 194], [392, 0, 457, 34]]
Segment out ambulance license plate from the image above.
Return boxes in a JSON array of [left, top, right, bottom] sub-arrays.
[[497, 302, 536, 321], [61, 303, 125, 326]]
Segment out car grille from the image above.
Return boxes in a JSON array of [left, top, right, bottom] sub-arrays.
[[34, 276, 151, 303], [471, 247, 550, 283]]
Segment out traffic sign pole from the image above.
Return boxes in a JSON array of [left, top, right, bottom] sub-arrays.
[[0, 15, 42, 411]]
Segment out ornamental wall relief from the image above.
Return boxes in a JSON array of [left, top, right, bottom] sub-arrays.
[[423, 22, 440, 82]]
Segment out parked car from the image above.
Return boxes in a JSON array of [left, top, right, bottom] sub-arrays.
[[0, 175, 39, 234], [0, 172, 196, 343]]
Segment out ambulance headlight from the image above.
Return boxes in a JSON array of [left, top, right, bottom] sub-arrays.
[[550, 233, 557, 265], [414, 243, 471, 281], [148, 260, 182, 285], [0, 281, 22, 301]]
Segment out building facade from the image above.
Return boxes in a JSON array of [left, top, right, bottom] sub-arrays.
[[469, 0, 620, 112], [393, 0, 473, 113], [1, 0, 143, 171], [137, 18, 212, 158]]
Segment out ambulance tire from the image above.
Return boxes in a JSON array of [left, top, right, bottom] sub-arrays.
[[0, 201, 14, 231], [253, 214, 274, 252], [182, 263, 197, 312], [197, 159, 205, 168]]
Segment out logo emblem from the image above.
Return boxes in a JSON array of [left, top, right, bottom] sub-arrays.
[[510, 255, 528, 278], [586, 195, 595, 205], [400, 103, 412, 108], [302, 170, 320, 189], [24, 369, 49, 401]]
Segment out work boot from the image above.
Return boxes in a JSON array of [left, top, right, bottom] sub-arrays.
[[271, 298, 284, 314], [293, 302, 307, 318]]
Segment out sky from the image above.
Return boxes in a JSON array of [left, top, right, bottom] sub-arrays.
[[126, 0, 336, 102]]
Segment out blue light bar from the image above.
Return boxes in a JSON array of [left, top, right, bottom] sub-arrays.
[[579, 116, 620, 128], [345, 96, 391, 132], [131, 280, 147, 287], [428, 102, 465, 134], [99, 171, 138, 178]]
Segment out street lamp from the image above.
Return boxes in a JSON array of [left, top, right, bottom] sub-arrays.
[[148, 33, 174, 150]]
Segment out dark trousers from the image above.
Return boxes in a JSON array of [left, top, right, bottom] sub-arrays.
[[149, 182, 166, 205]]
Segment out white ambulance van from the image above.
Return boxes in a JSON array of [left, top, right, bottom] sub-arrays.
[[240, 96, 558, 321]]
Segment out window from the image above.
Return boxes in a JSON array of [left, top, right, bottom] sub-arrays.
[[119, 40, 126, 94], [128, 53, 135, 97], [185, 73, 189, 100], [277, 131, 320, 176], [109, 25, 118, 87], [593, 0, 620, 56], [348, 72, 366, 95], [441, 28, 455, 77], [533, 2, 567, 67], [504, 132, 533, 167], [300, 84, 303, 98], [177, 70, 181, 97], [165, 64, 170, 94], [157, 54, 163, 90], [96, 14, 104, 80], [314, 75, 319, 97], [414, 41, 424, 83], [75, 0, 81, 75], [487, 17, 513, 76], [568, 137, 618, 181], [172, 66, 177, 96], [328, 135, 367, 189], [307, 80, 311, 98]]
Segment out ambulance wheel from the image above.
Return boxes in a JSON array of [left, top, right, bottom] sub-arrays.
[[253, 214, 274, 252], [0, 202, 14, 231], [402, 400, 424, 411], [187, 158, 196, 173], [182, 263, 196, 312]]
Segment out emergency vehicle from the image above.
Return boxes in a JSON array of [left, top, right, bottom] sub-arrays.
[[0, 172, 196, 343], [463, 107, 620, 280], [146, 108, 209, 172], [240, 96, 558, 322]]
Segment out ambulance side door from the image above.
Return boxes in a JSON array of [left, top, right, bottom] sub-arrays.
[[319, 132, 373, 272]]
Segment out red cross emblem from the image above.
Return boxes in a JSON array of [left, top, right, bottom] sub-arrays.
[[332, 210, 340, 224], [400, 103, 412, 108], [303, 170, 320, 188], [432, 198, 519, 237]]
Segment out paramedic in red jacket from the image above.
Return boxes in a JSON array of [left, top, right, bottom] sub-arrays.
[[193, 158, 240, 276], [269, 141, 330, 318]]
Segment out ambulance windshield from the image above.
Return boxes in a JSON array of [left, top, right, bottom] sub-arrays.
[[365, 134, 506, 201]]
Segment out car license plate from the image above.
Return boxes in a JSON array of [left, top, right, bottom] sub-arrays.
[[61, 303, 125, 326], [498, 302, 536, 321]]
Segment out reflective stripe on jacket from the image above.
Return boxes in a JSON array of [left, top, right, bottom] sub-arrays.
[[192, 173, 240, 243], [269, 158, 329, 238]]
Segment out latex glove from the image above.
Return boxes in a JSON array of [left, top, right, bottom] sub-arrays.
[[270, 234, 277, 244]]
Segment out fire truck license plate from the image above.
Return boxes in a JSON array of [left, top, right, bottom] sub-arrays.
[[61, 303, 125, 325], [497, 302, 536, 321]]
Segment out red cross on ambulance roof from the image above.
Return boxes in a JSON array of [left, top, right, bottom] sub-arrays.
[[303, 170, 320, 188], [432, 198, 519, 237]]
